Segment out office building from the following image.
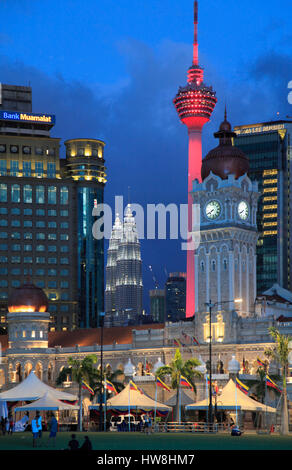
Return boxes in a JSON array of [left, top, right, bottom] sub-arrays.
[[0, 83, 106, 331], [149, 289, 165, 323], [234, 120, 292, 293], [165, 273, 186, 322]]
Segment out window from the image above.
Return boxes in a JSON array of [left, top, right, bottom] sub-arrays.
[[23, 257, 32, 263], [48, 221, 57, 228], [11, 268, 21, 275], [0, 184, 7, 203], [0, 220, 7, 227], [48, 234, 56, 240], [11, 256, 21, 263], [60, 258, 69, 264], [48, 186, 57, 204], [60, 246, 69, 253], [22, 146, 31, 155], [36, 245, 45, 252], [48, 292, 57, 300], [36, 186, 45, 204], [48, 281, 57, 288], [0, 160, 7, 176], [60, 234, 69, 240], [60, 222, 68, 229], [11, 280, 20, 288], [23, 208, 32, 215], [60, 187, 69, 205], [0, 232, 7, 238], [0, 244, 7, 250], [10, 145, 19, 154], [36, 209, 45, 216], [11, 220, 21, 227], [11, 184, 20, 203], [0, 293, 7, 299], [60, 281, 69, 288], [48, 209, 57, 216], [47, 162, 56, 178], [60, 304, 69, 311], [35, 161, 44, 178], [0, 280, 8, 287], [36, 269, 45, 276], [212, 260, 216, 272], [48, 246, 57, 252], [10, 160, 19, 176], [23, 185, 32, 203], [0, 145, 6, 153], [223, 259, 228, 270], [60, 269, 68, 276], [0, 256, 7, 263], [11, 208, 20, 215], [36, 281, 45, 288], [23, 233, 32, 240], [48, 269, 57, 276], [36, 257, 45, 264], [36, 233, 45, 240], [48, 258, 57, 264], [0, 208, 7, 215], [23, 161, 31, 176], [23, 221, 32, 227], [36, 221, 45, 228], [11, 244, 21, 251], [60, 210, 68, 217], [0, 268, 7, 274], [24, 245, 32, 251], [35, 147, 43, 155]]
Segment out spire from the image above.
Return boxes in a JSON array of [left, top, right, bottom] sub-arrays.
[[193, 1, 199, 66], [224, 103, 227, 122]]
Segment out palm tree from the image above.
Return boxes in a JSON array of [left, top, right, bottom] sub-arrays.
[[92, 368, 125, 400], [155, 349, 202, 421], [265, 327, 291, 435], [56, 354, 97, 431]]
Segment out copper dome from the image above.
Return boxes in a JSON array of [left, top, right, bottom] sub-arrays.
[[201, 110, 249, 181], [8, 283, 49, 313]]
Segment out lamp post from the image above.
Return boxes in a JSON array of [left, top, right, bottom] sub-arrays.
[[205, 298, 242, 427], [99, 311, 105, 432]]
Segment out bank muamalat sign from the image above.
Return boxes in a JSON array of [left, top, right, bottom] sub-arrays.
[[234, 123, 285, 136], [0, 110, 55, 124]]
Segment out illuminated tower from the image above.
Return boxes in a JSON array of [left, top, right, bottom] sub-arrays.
[[173, 1, 217, 317]]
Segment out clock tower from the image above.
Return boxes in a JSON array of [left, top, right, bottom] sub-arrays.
[[192, 112, 260, 344]]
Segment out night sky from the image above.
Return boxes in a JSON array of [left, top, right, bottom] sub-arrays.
[[0, 0, 291, 311]]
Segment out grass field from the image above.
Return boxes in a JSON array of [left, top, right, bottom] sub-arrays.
[[0, 431, 291, 450]]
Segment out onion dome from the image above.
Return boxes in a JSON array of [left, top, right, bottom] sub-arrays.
[[124, 358, 136, 376], [153, 357, 165, 373], [8, 282, 49, 313], [201, 108, 249, 181], [228, 355, 240, 374], [196, 355, 207, 374]]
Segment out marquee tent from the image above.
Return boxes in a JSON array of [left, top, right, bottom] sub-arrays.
[[185, 379, 276, 413], [0, 371, 77, 402], [165, 390, 195, 407], [89, 383, 171, 413], [14, 391, 79, 412]]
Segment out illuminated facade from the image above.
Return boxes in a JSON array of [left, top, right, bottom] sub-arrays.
[[105, 205, 143, 327], [0, 84, 106, 331], [234, 120, 292, 293], [173, 1, 217, 318]]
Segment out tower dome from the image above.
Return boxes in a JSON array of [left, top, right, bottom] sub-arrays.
[[8, 282, 48, 313], [201, 109, 249, 181]]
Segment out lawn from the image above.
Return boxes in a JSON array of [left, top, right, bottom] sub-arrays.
[[0, 432, 291, 450]]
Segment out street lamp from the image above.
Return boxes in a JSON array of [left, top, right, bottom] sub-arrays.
[[99, 311, 105, 432], [204, 298, 242, 428]]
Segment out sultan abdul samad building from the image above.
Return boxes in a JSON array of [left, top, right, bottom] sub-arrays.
[[0, 114, 292, 421]]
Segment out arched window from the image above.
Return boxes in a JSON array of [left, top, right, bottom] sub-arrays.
[[212, 260, 216, 272], [201, 261, 205, 272], [223, 259, 228, 270], [36, 186, 45, 204], [60, 186, 69, 205], [48, 186, 57, 204], [23, 185, 32, 203], [11, 184, 20, 203]]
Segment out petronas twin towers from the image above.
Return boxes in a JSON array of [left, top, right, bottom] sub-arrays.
[[105, 205, 143, 327]]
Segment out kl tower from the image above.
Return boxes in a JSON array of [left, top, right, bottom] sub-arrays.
[[173, 1, 217, 318]]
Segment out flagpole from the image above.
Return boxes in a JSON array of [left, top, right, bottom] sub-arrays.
[[206, 374, 208, 424], [154, 379, 157, 427], [179, 377, 181, 425], [128, 381, 131, 432], [104, 382, 106, 431], [235, 379, 238, 427], [265, 374, 267, 431]]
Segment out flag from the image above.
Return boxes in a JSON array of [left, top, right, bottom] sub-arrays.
[[145, 361, 151, 373], [180, 375, 194, 391], [266, 375, 282, 393], [192, 336, 200, 345], [129, 380, 143, 394], [236, 378, 249, 395], [174, 339, 184, 347], [104, 379, 117, 395], [156, 376, 171, 392], [81, 380, 94, 396], [257, 358, 265, 368]]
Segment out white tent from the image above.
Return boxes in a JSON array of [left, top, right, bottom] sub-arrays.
[[14, 391, 79, 412], [186, 379, 276, 413], [0, 371, 77, 402], [89, 383, 171, 412]]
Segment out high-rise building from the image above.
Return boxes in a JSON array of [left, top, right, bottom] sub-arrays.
[[234, 120, 292, 293], [149, 289, 165, 323], [105, 205, 143, 327], [173, 1, 217, 318], [0, 84, 106, 331], [165, 273, 186, 322]]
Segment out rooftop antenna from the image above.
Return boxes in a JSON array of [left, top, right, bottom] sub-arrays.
[[193, 0, 199, 66]]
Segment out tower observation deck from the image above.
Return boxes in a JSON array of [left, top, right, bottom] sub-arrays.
[[173, 1, 217, 318]]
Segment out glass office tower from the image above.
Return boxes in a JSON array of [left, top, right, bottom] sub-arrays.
[[165, 272, 186, 322], [234, 120, 292, 293]]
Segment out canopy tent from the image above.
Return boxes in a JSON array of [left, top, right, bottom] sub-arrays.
[[14, 391, 79, 412], [165, 390, 195, 407], [0, 371, 77, 402], [186, 379, 276, 413], [89, 383, 171, 413]]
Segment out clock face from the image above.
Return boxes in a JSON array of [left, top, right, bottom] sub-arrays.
[[238, 201, 249, 220], [205, 200, 221, 220]]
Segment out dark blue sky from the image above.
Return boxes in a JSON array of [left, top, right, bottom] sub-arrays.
[[0, 0, 291, 311]]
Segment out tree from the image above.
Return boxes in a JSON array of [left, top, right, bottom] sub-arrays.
[[265, 327, 291, 435], [56, 354, 97, 431], [92, 367, 125, 400], [155, 349, 202, 422]]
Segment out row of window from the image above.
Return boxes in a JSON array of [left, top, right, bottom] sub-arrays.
[[0, 256, 69, 264], [0, 220, 69, 230], [0, 244, 69, 252], [0, 232, 68, 241], [0, 184, 69, 204], [0, 279, 69, 287], [0, 160, 57, 178], [200, 259, 253, 272], [0, 207, 68, 217], [0, 268, 69, 276], [0, 145, 56, 156]]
